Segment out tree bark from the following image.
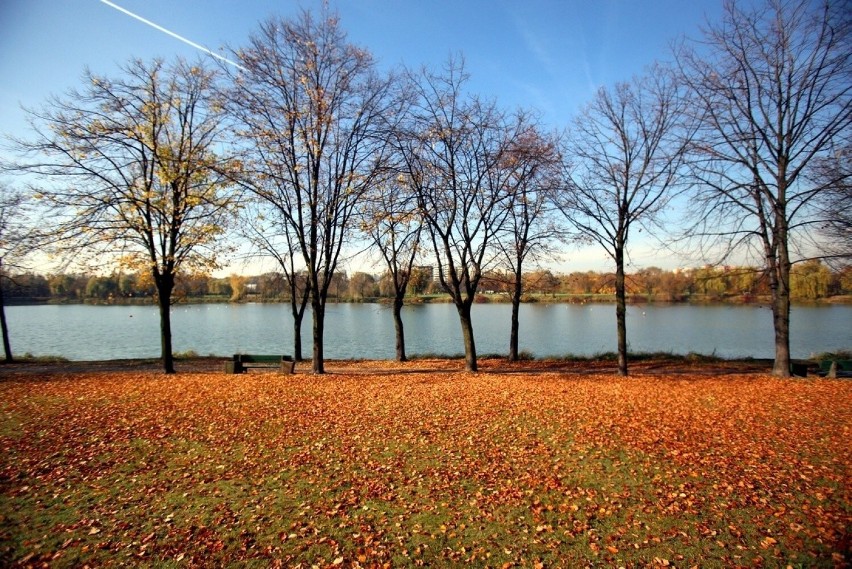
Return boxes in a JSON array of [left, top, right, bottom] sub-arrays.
[[155, 273, 176, 374], [293, 317, 304, 362], [0, 278, 13, 363], [771, 281, 792, 377], [457, 300, 478, 372], [311, 295, 325, 374], [393, 295, 407, 362], [615, 246, 628, 376], [772, 218, 792, 377], [290, 284, 309, 361], [509, 268, 522, 362]]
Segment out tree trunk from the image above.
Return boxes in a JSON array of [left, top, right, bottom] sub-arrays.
[[291, 285, 309, 361], [393, 295, 407, 362], [292, 316, 304, 362], [615, 247, 628, 376], [771, 285, 792, 377], [0, 278, 13, 363], [509, 269, 522, 361], [772, 227, 792, 377], [457, 300, 478, 372], [311, 296, 325, 374], [155, 274, 176, 374]]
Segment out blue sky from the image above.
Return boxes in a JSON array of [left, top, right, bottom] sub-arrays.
[[1, 0, 729, 273]]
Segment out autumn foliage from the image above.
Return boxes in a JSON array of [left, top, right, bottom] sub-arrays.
[[1, 363, 849, 567]]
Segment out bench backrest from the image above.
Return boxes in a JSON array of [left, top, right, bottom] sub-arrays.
[[235, 354, 289, 364]]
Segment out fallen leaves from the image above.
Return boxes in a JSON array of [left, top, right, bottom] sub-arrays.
[[0, 367, 849, 567]]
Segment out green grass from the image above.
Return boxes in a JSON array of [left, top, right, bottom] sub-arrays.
[[536, 350, 729, 363], [407, 350, 735, 363]]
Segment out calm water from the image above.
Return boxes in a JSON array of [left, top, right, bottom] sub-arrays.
[[4, 302, 851, 361]]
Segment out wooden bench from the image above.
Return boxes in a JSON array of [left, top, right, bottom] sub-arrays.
[[818, 359, 852, 378], [225, 354, 295, 374]]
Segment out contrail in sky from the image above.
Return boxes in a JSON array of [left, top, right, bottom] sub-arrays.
[[99, 0, 245, 70]]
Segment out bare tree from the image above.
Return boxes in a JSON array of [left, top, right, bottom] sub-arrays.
[[8, 58, 238, 373], [361, 175, 422, 361], [559, 67, 691, 376], [398, 59, 511, 372], [0, 187, 32, 362], [496, 119, 563, 361], [678, 0, 851, 376], [223, 9, 393, 373]]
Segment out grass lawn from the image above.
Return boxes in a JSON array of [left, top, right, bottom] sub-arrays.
[[0, 363, 849, 567]]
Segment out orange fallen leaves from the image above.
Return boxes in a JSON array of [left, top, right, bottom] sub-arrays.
[[0, 365, 849, 567]]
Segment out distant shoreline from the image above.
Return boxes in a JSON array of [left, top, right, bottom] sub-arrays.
[[6, 293, 852, 306]]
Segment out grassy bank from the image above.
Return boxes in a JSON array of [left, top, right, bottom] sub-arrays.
[[1, 369, 849, 567]]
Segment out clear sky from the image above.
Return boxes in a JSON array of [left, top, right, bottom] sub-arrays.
[[1, 0, 730, 274]]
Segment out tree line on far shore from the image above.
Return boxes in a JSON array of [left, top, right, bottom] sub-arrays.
[[4, 260, 849, 304]]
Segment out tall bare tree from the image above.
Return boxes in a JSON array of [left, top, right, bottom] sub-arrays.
[[496, 120, 563, 361], [678, 0, 851, 376], [398, 59, 511, 372], [361, 174, 422, 361], [559, 67, 692, 376], [224, 9, 393, 373], [8, 58, 238, 373]]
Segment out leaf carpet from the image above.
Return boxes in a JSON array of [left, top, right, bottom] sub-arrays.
[[0, 368, 849, 567]]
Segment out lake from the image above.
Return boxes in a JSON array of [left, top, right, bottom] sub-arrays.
[[4, 302, 850, 361]]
